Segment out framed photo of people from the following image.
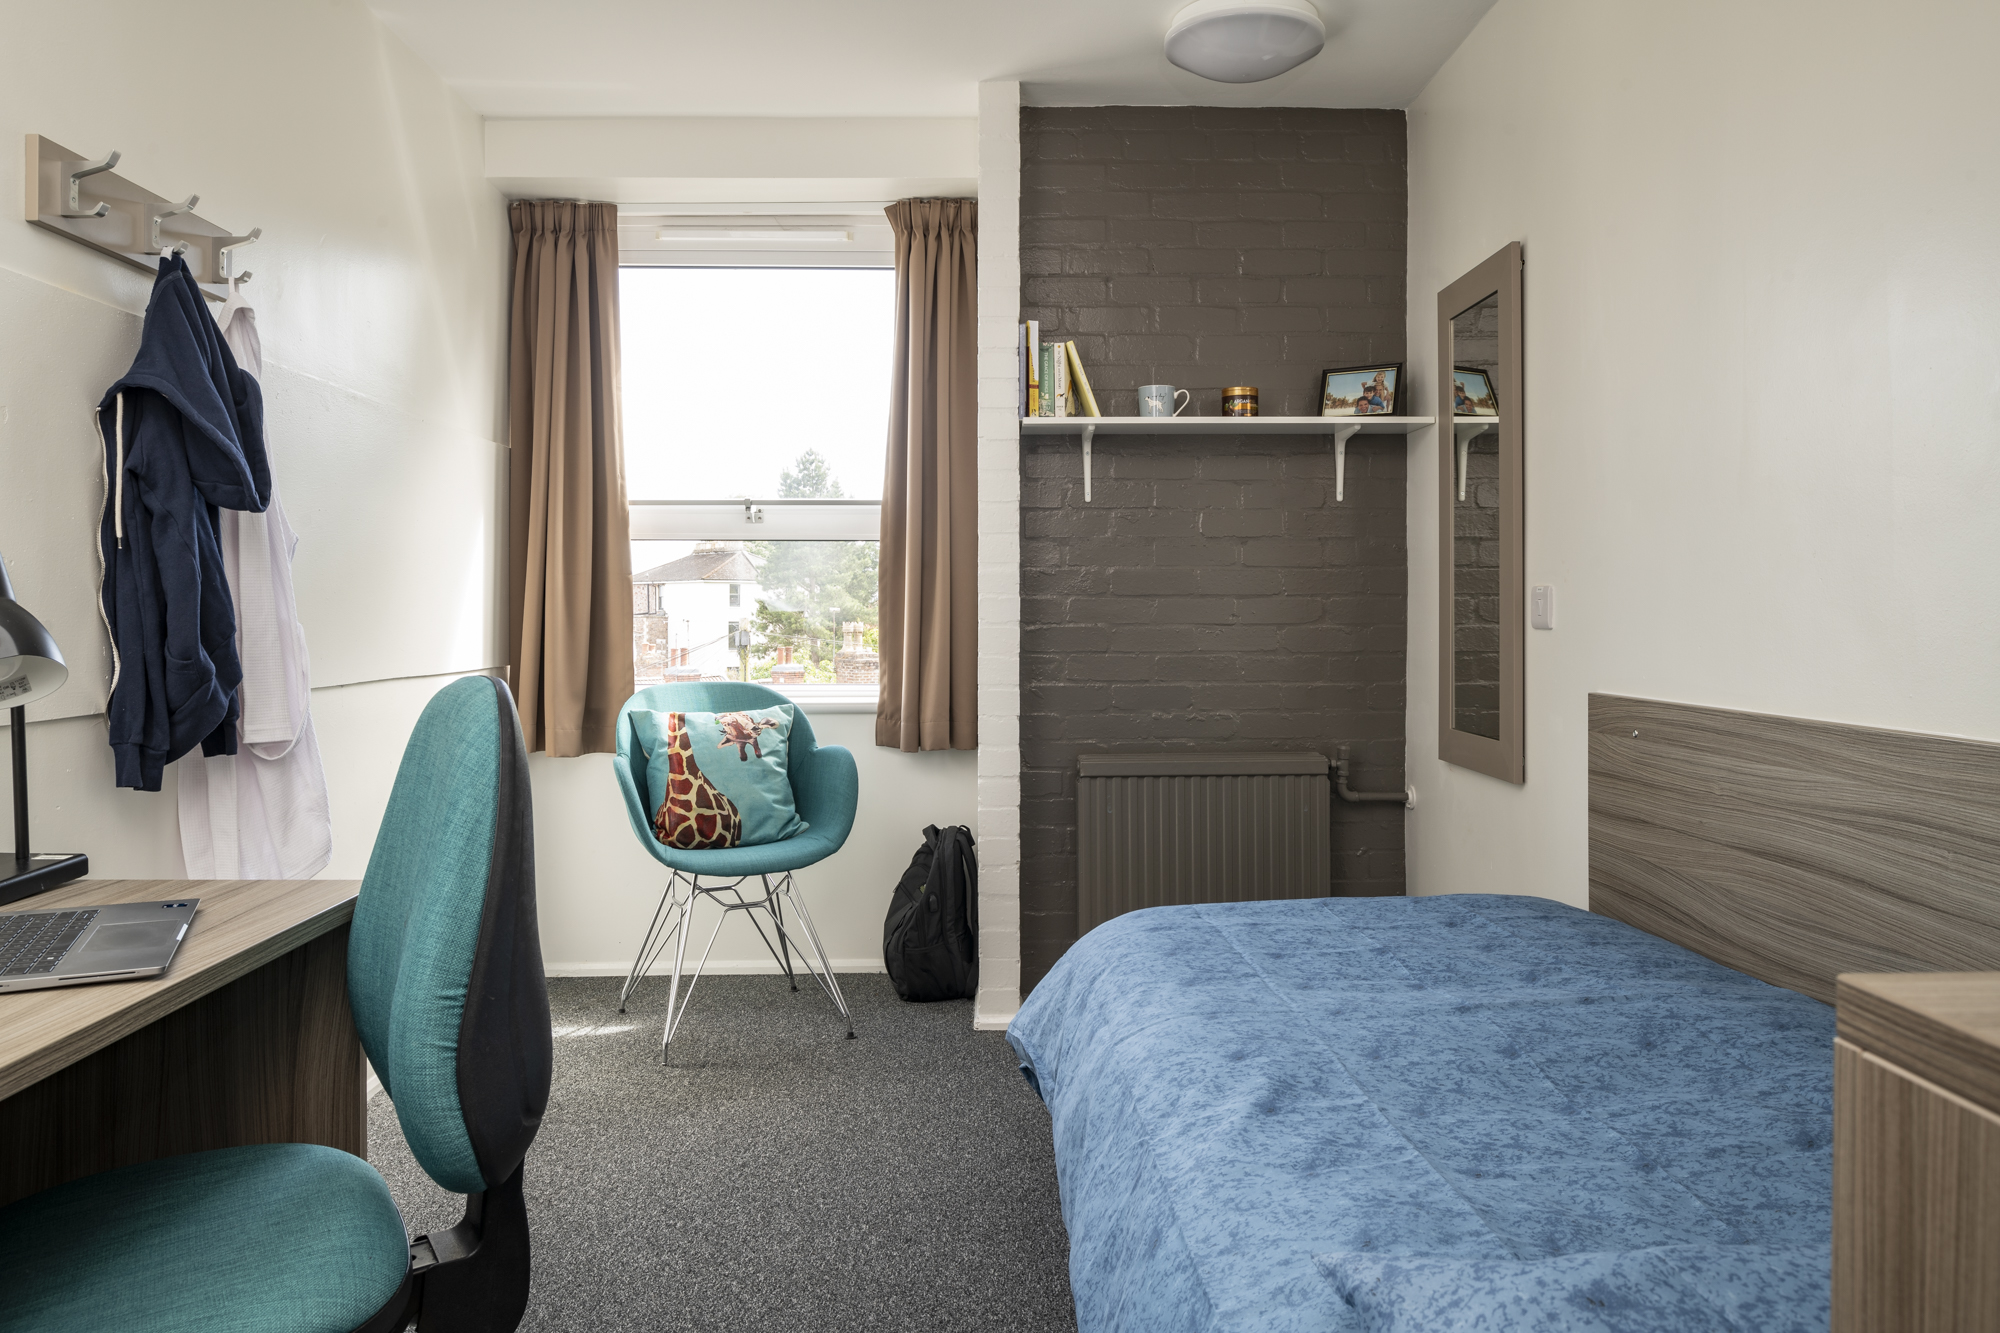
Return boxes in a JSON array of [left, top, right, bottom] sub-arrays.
[[1452, 367, 1499, 416], [1320, 363, 1402, 416]]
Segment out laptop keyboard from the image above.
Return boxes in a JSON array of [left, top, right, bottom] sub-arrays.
[[0, 910, 100, 977]]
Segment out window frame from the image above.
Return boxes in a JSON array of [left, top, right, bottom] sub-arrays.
[[620, 253, 889, 708]]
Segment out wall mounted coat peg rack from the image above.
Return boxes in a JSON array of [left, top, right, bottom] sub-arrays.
[[217, 227, 260, 283], [149, 195, 198, 250], [23, 134, 261, 303], [62, 150, 119, 218]]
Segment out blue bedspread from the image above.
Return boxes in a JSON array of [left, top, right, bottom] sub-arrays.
[[1006, 894, 1834, 1333]]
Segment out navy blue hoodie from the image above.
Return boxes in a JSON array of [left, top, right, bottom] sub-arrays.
[[96, 255, 270, 792]]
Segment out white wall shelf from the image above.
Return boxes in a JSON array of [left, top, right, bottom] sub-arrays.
[[1020, 415, 1436, 502], [1452, 418, 1500, 501]]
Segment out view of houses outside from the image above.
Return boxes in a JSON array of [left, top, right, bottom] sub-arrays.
[[632, 541, 762, 683], [631, 449, 879, 690]]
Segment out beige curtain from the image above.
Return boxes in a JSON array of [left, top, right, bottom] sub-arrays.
[[877, 199, 979, 752], [507, 201, 634, 756]]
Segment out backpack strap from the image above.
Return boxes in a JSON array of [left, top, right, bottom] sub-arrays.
[[954, 825, 977, 939]]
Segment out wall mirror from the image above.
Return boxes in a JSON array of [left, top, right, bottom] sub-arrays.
[[1437, 242, 1524, 782]]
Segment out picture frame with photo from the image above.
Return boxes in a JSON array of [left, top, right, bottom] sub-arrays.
[[1452, 367, 1500, 417], [1320, 363, 1402, 417]]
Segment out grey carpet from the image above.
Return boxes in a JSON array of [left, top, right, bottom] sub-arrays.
[[368, 973, 1077, 1332]]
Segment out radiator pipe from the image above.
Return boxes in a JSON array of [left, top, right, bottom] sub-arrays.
[[1335, 744, 1411, 807]]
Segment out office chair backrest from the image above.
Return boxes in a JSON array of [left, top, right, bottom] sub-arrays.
[[616, 681, 821, 813], [349, 676, 551, 1196]]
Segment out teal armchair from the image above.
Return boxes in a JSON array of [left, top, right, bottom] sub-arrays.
[[0, 676, 551, 1333], [611, 683, 859, 1058]]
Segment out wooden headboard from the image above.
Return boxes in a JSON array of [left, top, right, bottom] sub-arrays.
[[1588, 693, 2000, 1004]]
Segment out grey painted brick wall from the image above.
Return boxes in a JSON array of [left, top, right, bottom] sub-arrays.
[[1018, 106, 1410, 992]]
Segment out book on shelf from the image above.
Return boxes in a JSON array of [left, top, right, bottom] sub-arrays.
[[1020, 320, 1041, 418], [1017, 323, 1028, 419], [1021, 333, 1106, 419], [1064, 341, 1101, 417]]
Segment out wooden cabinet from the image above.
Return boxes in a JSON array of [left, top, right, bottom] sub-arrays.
[[1836, 973, 2000, 1332]]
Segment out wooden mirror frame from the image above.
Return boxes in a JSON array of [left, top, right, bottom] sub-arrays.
[[1437, 242, 1524, 783]]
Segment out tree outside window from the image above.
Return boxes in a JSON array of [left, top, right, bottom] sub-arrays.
[[747, 449, 879, 684]]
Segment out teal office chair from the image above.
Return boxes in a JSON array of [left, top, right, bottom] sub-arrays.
[[613, 683, 859, 1059], [0, 677, 552, 1333]]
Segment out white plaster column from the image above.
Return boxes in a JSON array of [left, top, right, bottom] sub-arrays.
[[973, 80, 1022, 1029]]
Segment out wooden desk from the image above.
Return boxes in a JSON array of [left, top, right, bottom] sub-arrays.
[[0, 878, 365, 1208], [1835, 972, 2000, 1332]]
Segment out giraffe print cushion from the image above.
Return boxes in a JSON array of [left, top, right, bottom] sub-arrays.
[[630, 705, 809, 850]]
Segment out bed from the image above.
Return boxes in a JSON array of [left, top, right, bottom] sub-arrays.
[[1009, 894, 1834, 1333], [1010, 696, 2000, 1333]]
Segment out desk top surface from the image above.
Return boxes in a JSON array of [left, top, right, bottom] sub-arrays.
[[0, 878, 360, 1102]]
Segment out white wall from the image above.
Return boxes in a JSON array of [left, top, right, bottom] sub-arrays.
[[485, 116, 978, 204], [529, 711, 976, 975], [1403, 0, 2000, 904], [0, 1, 508, 880]]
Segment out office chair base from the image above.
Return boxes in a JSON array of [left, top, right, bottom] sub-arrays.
[[618, 869, 854, 1060], [406, 1162, 531, 1332]]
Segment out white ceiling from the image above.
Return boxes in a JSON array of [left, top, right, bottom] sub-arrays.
[[367, 0, 1495, 119]]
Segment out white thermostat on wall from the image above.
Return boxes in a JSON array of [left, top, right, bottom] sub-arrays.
[[1530, 585, 1555, 630]]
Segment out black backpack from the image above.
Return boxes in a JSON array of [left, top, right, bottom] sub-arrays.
[[883, 825, 978, 1002]]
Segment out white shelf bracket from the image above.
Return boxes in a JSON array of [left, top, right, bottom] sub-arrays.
[[1331, 424, 1362, 502], [1453, 421, 1494, 502], [1081, 422, 1096, 503]]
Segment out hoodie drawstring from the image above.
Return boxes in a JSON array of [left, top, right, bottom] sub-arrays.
[[93, 398, 124, 694], [113, 392, 126, 549]]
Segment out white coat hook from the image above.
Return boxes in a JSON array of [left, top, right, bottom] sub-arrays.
[[63, 150, 120, 218], [1330, 424, 1361, 502], [149, 194, 198, 250], [1080, 422, 1096, 503], [217, 227, 261, 282]]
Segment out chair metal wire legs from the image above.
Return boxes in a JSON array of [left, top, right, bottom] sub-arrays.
[[618, 870, 854, 1061]]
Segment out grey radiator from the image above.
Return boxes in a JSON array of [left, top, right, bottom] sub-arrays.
[[1076, 752, 1332, 935]]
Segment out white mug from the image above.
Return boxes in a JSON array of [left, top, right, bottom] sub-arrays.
[[1138, 384, 1190, 417]]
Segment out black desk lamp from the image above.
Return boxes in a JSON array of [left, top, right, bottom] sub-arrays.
[[1, 554, 87, 906]]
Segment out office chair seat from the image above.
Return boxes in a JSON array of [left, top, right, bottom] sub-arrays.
[[0, 1143, 408, 1333]]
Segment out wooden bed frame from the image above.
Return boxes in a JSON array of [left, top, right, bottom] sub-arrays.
[[1589, 692, 2000, 1332], [1588, 693, 2000, 1003]]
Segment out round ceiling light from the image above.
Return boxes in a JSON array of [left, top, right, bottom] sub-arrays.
[[1164, 0, 1327, 84]]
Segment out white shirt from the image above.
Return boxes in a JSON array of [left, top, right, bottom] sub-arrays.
[[175, 295, 333, 879]]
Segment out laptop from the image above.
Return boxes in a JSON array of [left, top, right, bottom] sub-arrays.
[[0, 898, 200, 994]]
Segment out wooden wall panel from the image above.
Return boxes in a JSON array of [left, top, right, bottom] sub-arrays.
[[1588, 694, 2000, 1003], [0, 926, 365, 1208]]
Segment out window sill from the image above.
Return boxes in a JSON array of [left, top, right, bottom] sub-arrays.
[[770, 685, 879, 714]]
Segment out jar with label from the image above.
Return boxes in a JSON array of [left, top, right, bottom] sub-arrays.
[[1222, 386, 1259, 417]]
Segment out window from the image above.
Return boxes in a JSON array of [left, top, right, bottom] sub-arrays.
[[622, 261, 894, 707]]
